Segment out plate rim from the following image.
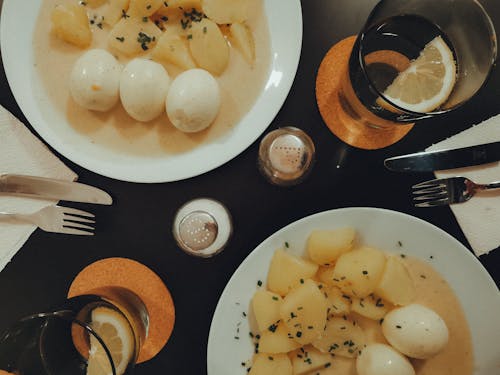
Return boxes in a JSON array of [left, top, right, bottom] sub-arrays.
[[0, 0, 303, 183], [206, 206, 499, 374]]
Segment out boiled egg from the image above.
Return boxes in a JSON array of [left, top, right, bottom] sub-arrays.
[[69, 49, 122, 112], [382, 303, 449, 359], [120, 58, 171, 122], [166, 68, 221, 133], [356, 343, 415, 375]]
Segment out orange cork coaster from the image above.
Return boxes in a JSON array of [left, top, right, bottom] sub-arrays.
[[68, 258, 175, 363], [316, 36, 414, 150]]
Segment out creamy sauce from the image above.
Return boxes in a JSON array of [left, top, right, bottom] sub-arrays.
[[322, 256, 474, 375], [33, 0, 270, 156]]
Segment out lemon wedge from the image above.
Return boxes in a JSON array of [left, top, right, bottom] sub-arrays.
[[86, 307, 135, 375], [382, 36, 456, 113]]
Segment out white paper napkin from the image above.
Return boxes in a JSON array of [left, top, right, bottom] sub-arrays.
[[0, 105, 77, 271], [426, 114, 500, 256]]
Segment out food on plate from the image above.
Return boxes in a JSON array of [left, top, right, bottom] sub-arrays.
[[229, 22, 256, 66], [248, 353, 292, 375], [246, 226, 470, 375], [152, 31, 197, 70], [202, 0, 251, 24], [307, 228, 355, 265], [120, 58, 171, 122], [332, 246, 387, 298], [382, 304, 449, 359], [108, 17, 162, 56], [266, 249, 318, 296], [166, 69, 221, 132], [51, 4, 92, 48], [375, 255, 416, 306], [356, 343, 415, 375], [69, 49, 122, 112], [103, 0, 131, 26], [188, 19, 230, 76], [128, 0, 164, 17]]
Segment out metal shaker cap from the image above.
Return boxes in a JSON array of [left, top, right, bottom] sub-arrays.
[[173, 198, 232, 257], [258, 126, 315, 186]]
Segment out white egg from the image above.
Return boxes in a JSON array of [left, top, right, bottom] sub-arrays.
[[356, 343, 415, 375], [166, 68, 221, 133], [120, 58, 171, 122], [69, 49, 122, 112], [382, 304, 449, 359]]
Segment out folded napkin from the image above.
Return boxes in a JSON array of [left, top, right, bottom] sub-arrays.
[[0, 105, 77, 271], [426, 114, 500, 256]]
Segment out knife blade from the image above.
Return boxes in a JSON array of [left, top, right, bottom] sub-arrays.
[[0, 174, 113, 205], [384, 141, 500, 172]]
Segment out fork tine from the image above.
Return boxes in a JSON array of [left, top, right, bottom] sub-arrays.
[[59, 206, 95, 218], [413, 191, 449, 201], [414, 198, 451, 207], [412, 180, 446, 189], [63, 221, 95, 231], [412, 186, 445, 195], [64, 216, 95, 224], [58, 227, 95, 236]]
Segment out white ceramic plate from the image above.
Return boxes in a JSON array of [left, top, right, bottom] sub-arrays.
[[207, 207, 500, 375], [0, 1, 302, 183]]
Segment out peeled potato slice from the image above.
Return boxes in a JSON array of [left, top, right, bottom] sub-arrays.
[[251, 290, 284, 334], [128, 0, 164, 16], [108, 17, 161, 56], [103, 0, 130, 26], [152, 32, 196, 70], [249, 353, 293, 375], [230, 22, 255, 66], [188, 18, 229, 75], [259, 322, 301, 354], [312, 317, 366, 359], [51, 4, 92, 48], [375, 256, 416, 306], [202, 0, 251, 24]]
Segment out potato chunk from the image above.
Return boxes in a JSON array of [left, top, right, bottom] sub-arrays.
[[85, 0, 107, 8], [351, 294, 392, 320], [229, 22, 255, 65], [249, 353, 292, 375], [312, 317, 366, 358], [103, 0, 130, 26], [290, 346, 335, 375], [280, 280, 328, 345], [108, 17, 161, 56], [51, 4, 92, 48], [259, 322, 301, 354], [267, 249, 318, 296], [375, 256, 416, 306], [316, 266, 337, 286], [332, 247, 387, 298], [251, 290, 283, 333], [188, 18, 229, 75], [152, 32, 196, 70], [202, 0, 251, 24], [307, 228, 356, 266], [128, 0, 163, 16], [324, 286, 351, 317]]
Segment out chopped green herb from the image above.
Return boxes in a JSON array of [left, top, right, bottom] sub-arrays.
[[142, 16, 149, 22], [268, 323, 278, 333], [115, 36, 125, 42], [296, 331, 302, 338], [187, 34, 193, 39], [272, 296, 279, 301], [396, 325, 402, 329], [285, 241, 289, 248], [362, 270, 368, 275], [300, 278, 304, 284], [257, 280, 263, 287], [268, 356, 274, 361]]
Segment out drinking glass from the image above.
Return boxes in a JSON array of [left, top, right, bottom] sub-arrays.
[[342, 0, 497, 128], [0, 288, 149, 375]]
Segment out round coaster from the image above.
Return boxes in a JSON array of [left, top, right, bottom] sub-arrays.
[[68, 258, 175, 363], [315, 36, 414, 150]]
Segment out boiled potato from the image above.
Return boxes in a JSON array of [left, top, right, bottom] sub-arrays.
[[312, 317, 366, 359], [85, 0, 107, 8], [259, 322, 301, 354], [309, 356, 356, 374], [188, 18, 229, 75], [129, 0, 163, 16], [229, 22, 255, 65], [108, 17, 161, 56], [290, 346, 334, 375], [51, 4, 92, 48], [307, 228, 356, 266], [280, 279, 328, 345], [324, 286, 351, 317], [267, 249, 318, 296], [152, 32, 196, 70], [251, 290, 283, 333], [351, 294, 391, 320], [202, 0, 251, 24], [316, 266, 338, 287], [165, 0, 202, 10], [103, 0, 130, 26], [249, 353, 292, 375], [375, 256, 416, 306], [332, 246, 387, 298]]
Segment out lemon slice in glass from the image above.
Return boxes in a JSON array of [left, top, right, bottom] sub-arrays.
[[86, 307, 135, 375], [382, 36, 456, 113]]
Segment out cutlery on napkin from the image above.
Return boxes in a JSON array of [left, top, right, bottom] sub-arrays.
[[0, 105, 77, 271], [426, 114, 500, 256]]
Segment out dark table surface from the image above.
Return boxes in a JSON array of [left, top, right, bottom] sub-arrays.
[[0, 0, 499, 373]]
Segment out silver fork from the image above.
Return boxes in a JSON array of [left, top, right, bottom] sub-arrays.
[[0, 205, 95, 235], [412, 177, 500, 207]]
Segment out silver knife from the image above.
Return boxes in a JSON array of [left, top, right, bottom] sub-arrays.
[[384, 141, 500, 172], [0, 174, 113, 205]]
